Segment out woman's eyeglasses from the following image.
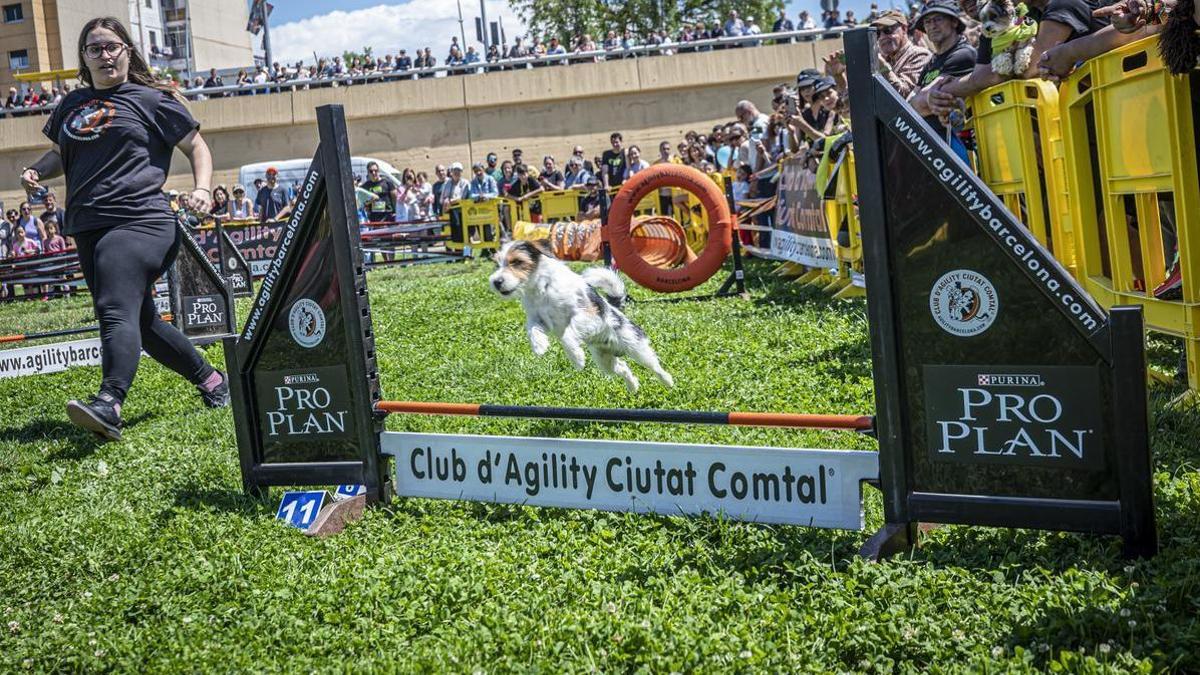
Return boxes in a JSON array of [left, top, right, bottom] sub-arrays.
[[83, 42, 128, 59]]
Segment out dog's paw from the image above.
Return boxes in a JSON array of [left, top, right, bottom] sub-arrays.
[[657, 371, 675, 388], [529, 332, 550, 356], [623, 375, 641, 393], [1014, 45, 1034, 73], [991, 53, 1012, 75]]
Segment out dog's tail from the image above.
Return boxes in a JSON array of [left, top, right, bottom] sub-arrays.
[[582, 267, 627, 309]]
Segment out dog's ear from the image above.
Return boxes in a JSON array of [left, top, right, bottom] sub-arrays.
[[527, 238, 555, 259]]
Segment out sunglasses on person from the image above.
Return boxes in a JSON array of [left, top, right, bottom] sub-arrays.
[[20, 206, 30, 213], [83, 42, 129, 59]]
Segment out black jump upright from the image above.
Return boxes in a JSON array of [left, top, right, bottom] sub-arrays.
[[845, 29, 1156, 557], [224, 105, 388, 503], [168, 219, 237, 341]]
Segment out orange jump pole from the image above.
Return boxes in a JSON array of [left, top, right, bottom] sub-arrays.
[[375, 400, 873, 433]]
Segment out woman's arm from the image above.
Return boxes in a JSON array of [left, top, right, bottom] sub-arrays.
[[20, 143, 63, 193], [175, 129, 213, 213]]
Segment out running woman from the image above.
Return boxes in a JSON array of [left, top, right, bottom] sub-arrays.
[[20, 16, 228, 441]]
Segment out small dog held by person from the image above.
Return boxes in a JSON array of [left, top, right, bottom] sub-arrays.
[[488, 240, 674, 393], [979, 0, 1038, 75]]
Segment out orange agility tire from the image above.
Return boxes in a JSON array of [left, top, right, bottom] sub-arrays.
[[605, 164, 732, 292]]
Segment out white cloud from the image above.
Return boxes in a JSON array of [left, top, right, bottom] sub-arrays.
[[267, 1, 526, 65]]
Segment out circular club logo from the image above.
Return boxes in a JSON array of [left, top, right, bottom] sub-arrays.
[[63, 100, 117, 141], [288, 299, 326, 348], [929, 269, 999, 337]]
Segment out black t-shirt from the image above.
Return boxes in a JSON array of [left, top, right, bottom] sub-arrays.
[[360, 177, 397, 215], [601, 149, 626, 187], [539, 170, 565, 188], [917, 36, 977, 88], [802, 106, 831, 136], [255, 185, 290, 221], [506, 177, 540, 199], [43, 83, 198, 235], [396, 56, 412, 70], [916, 37, 977, 139]]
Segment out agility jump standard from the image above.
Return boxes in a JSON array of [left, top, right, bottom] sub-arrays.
[[227, 52, 1159, 558]]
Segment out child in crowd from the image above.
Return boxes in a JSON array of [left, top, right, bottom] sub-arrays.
[[42, 219, 66, 253], [10, 225, 39, 257]]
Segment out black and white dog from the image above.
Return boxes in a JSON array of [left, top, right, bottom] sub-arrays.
[[489, 240, 674, 393]]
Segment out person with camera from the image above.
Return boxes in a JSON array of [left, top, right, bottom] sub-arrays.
[[20, 17, 228, 441]]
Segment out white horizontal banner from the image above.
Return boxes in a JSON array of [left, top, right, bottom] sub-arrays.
[[770, 230, 838, 269], [384, 432, 878, 530], [0, 337, 103, 379]]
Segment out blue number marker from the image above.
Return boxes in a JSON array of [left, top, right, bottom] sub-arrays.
[[276, 491, 327, 530], [334, 484, 366, 500]]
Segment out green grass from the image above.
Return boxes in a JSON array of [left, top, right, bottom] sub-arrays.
[[1, 259, 1198, 672]]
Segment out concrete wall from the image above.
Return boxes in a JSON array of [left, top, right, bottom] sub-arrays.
[[0, 38, 840, 203], [186, 0, 253, 72]]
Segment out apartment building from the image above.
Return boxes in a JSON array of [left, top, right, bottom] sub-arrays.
[[0, 0, 252, 91]]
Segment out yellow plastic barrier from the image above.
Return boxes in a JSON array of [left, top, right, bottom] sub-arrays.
[[446, 197, 513, 254], [536, 190, 585, 223], [827, 150, 864, 299], [1060, 37, 1200, 388], [971, 79, 1077, 275]]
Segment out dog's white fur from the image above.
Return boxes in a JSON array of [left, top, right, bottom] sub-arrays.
[[489, 240, 674, 393], [979, 0, 1036, 75]]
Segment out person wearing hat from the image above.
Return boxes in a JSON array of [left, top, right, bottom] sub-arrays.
[[439, 162, 470, 210], [255, 166, 291, 222], [907, 0, 976, 156], [229, 184, 253, 219], [871, 10, 932, 97], [794, 68, 822, 105]]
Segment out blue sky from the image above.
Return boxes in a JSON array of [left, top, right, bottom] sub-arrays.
[[260, 0, 888, 64]]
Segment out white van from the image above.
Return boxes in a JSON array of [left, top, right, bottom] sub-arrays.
[[237, 157, 404, 200]]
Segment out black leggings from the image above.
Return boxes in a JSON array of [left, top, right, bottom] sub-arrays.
[[74, 221, 214, 403]]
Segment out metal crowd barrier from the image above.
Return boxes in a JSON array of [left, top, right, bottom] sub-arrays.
[[0, 27, 848, 118]]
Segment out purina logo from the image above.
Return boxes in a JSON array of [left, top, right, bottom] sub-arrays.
[[977, 374, 1044, 387], [924, 365, 1105, 470]]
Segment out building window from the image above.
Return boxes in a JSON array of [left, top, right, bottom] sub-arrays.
[[149, 30, 157, 48], [165, 27, 188, 59], [3, 4, 23, 23], [145, 0, 153, 7], [9, 49, 29, 70]]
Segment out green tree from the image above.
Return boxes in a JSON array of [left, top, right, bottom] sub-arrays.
[[342, 46, 373, 65], [508, 0, 784, 45]]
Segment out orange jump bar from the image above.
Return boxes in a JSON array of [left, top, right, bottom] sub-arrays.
[[375, 400, 873, 433]]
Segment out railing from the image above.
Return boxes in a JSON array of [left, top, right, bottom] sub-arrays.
[[0, 27, 847, 119]]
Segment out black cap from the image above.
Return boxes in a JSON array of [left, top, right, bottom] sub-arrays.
[[795, 68, 822, 87], [812, 77, 837, 95], [915, 0, 965, 29]]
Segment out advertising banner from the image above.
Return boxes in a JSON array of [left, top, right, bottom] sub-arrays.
[[194, 223, 285, 278], [386, 432, 878, 530], [771, 158, 837, 268]]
